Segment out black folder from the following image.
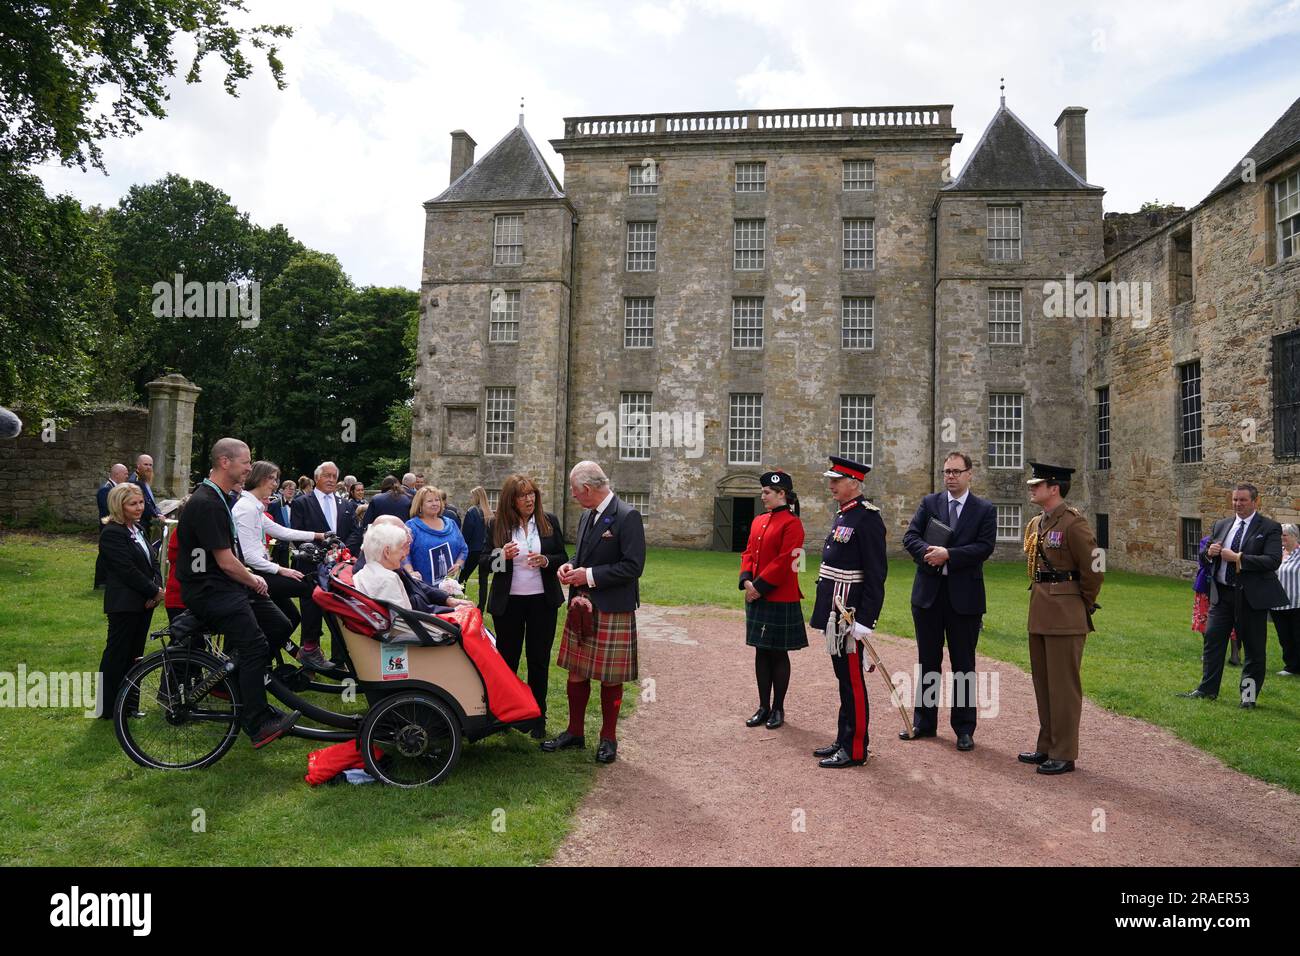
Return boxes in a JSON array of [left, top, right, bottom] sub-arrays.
[[923, 516, 954, 547]]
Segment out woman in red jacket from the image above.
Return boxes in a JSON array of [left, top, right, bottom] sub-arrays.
[[739, 470, 806, 730]]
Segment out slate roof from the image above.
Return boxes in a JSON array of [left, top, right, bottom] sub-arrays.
[[1204, 95, 1300, 203], [428, 122, 564, 204], [945, 104, 1100, 192]]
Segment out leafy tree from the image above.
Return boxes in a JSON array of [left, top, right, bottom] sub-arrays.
[[0, 0, 291, 171]]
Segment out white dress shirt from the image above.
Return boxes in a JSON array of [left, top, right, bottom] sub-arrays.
[[582, 491, 615, 588], [1216, 512, 1255, 586], [942, 489, 969, 576], [314, 488, 338, 533], [233, 490, 316, 574]]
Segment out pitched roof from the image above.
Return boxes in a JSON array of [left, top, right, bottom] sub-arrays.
[[1204, 95, 1300, 202], [428, 122, 564, 204], [945, 104, 1100, 192]]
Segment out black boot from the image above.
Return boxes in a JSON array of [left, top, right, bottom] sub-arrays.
[[745, 707, 770, 727]]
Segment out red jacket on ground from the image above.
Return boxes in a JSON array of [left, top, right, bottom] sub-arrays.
[[739, 506, 805, 603]]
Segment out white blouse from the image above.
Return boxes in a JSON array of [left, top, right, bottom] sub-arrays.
[[232, 490, 317, 574], [509, 516, 544, 596]]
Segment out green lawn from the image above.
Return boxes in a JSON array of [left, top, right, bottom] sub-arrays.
[[1, 533, 1297, 866]]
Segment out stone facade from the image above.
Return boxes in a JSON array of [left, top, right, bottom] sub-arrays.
[[1083, 150, 1300, 577]]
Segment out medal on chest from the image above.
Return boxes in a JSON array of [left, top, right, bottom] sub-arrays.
[[1045, 530, 1064, 549], [831, 524, 854, 544]]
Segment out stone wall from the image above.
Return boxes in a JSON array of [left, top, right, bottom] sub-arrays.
[[0, 406, 149, 527], [1084, 152, 1300, 577]]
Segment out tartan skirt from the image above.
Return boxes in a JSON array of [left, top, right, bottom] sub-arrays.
[[745, 599, 808, 651], [557, 607, 638, 683]]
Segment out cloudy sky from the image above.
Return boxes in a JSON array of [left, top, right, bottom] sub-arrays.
[[34, 0, 1300, 289]]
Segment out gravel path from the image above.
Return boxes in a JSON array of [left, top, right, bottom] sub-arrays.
[[551, 605, 1300, 866]]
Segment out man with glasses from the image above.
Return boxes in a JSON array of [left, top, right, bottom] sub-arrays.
[[900, 451, 997, 750]]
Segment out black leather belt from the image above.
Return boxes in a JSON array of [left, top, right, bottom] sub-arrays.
[[1033, 570, 1080, 583]]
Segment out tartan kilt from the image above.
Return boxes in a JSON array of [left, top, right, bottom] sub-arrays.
[[557, 608, 638, 683], [745, 599, 808, 651]]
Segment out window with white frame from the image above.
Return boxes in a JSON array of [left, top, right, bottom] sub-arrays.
[[988, 288, 1022, 345], [987, 205, 1021, 260], [629, 163, 659, 195], [839, 395, 874, 465], [987, 393, 1023, 468], [843, 159, 875, 191], [841, 296, 874, 349], [493, 214, 523, 265], [728, 394, 763, 465], [996, 504, 1022, 541], [734, 219, 765, 270], [622, 492, 650, 517], [735, 162, 766, 192], [624, 297, 654, 348], [619, 392, 652, 461], [484, 387, 516, 456], [486, 490, 500, 512], [488, 290, 520, 343], [626, 221, 657, 271], [732, 297, 763, 349], [1276, 169, 1299, 261], [843, 218, 874, 269]]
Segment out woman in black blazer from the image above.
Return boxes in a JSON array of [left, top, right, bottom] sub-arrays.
[[97, 483, 165, 719], [479, 474, 569, 737]]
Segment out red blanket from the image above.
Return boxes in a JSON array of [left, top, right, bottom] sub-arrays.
[[438, 605, 541, 724]]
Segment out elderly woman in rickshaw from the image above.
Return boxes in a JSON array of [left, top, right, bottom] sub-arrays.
[[354, 520, 472, 630]]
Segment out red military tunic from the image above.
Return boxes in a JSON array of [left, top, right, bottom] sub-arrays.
[[740, 506, 805, 602]]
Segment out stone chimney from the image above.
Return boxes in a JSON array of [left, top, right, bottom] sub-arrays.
[[449, 130, 476, 184], [1055, 107, 1087, 180]]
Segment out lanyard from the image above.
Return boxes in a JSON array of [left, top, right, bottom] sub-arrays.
[[202, 479, 239, 545]]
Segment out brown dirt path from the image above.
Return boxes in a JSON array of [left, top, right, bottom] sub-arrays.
[[550, 605, 1300, 866]]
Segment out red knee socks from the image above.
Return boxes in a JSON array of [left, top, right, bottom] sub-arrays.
[[600, 682, 623, 742], [566, 679, 591, 737]]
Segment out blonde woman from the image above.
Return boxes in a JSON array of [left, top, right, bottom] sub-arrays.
[[97, 483, 164, 717], [406, 486, 468, 584]]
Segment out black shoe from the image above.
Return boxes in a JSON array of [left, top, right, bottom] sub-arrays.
[[250, 709, 300, 749], [813, 743, 840, 758], [595, 738, 618, 763], [900, 727, 937, 740], [1036, 759, 1075, 775], [818, 747, 867, 768], [1240, 700, 1257, 709], [956, 733, 974, 751], [529, 721, 548, 740], [1017, 750, 1048, 764], [765, 708, 784, 730], [541, 730, 585, 752], [1177, 690, 1217, 700], [745, 707, 770, 728]]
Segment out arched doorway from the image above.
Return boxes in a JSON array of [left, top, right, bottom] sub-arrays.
[[712, 473, 763, 552]]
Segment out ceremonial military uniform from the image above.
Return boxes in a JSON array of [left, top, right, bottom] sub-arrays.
[[1019, 463, 1103, 775], [809, 457, 887, 767]]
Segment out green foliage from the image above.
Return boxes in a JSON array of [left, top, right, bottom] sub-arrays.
[[0, 0, 291, 171], [0, 167, 114, 420]]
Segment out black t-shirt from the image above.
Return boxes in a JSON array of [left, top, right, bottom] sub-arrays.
[[176, 481, 245, 597]]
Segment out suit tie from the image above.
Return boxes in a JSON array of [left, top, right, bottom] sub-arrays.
[[949, 498, 960, 530], [1225, 519, 1247, 585], [581, 510, 600, 562]]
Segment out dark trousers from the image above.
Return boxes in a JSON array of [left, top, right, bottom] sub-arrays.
[[1271, 607, 1300, 674], [831, 641, 870, 760], [184, 587, 290, 734], [166, 605, 184, 623], [256, 569, 315, 642], [1199, 586, 1270, 700], [99, 608, 155, 717], [911, 577, 982, 736], [291, 557, 332, 657], [492, 593, 557, 718], [460, 551, 485, 608]]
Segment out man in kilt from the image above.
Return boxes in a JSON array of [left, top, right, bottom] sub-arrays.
[[739, 470, 806, 730], [808, 456, 887, 768], [542, 461, 646, 764]]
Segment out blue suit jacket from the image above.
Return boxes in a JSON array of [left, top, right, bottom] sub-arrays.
[[901, 491, 997, 616]]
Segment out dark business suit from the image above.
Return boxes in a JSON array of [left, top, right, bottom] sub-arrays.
[[569, 497, 646, 613], [358, 490, 414, 532], [480, 512, 569, 716], [290, 491, 358, 655], [266, 494, 295, 566], [901, 491, 997, 736], [98, 522, 163, 717], [1197, 512, 1288, 701], [129, 474, 163, 541], [93, 480, 115, 588]]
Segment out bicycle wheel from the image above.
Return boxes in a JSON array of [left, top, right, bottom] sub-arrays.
[[359, 693, 461, 787], [114, 649, 241, 770]]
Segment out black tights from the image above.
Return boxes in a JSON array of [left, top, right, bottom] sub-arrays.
[[755, 648, 791, 711]]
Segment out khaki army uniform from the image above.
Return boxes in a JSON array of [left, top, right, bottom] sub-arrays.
[[1023, 502, 1104, 762]]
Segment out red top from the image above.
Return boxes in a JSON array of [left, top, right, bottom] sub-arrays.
[[164, 531, 185, 609], [739, 506, 805, 603]]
